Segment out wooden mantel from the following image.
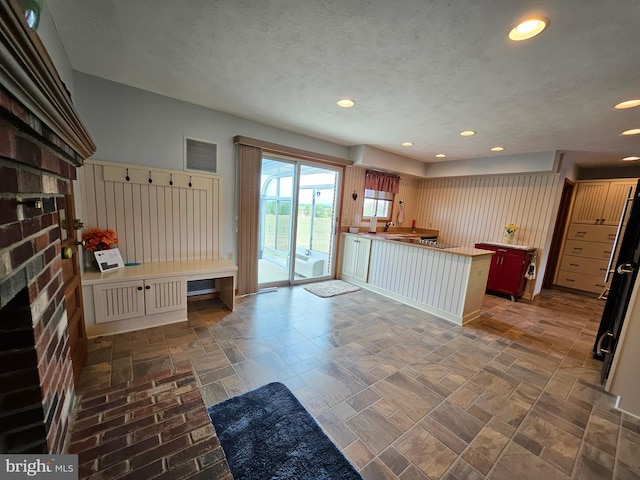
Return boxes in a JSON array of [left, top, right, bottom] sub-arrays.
[[0, 0, 96, 161]]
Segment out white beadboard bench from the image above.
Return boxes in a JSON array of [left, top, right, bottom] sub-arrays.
[[82, 259, 237, 337]]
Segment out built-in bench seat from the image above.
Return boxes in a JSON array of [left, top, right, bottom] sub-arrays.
[[81, 259, 237, 337]]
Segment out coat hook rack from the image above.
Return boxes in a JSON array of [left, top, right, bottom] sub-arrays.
[[188, 176, 192, 188], [169, 174, 173, 186], [125, 168, 130, 181], [148, 171, 153, 184]]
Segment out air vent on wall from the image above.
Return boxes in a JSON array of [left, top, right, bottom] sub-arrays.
[[184, 137, 217, 174]]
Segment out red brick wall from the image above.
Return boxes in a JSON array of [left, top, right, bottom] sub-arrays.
[[0, 87, 82, 453]]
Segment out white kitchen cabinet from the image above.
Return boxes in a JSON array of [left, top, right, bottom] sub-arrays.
[[93, 276, 186, 324], [571, 180, 636, 225], [341, 234, 372, 282]]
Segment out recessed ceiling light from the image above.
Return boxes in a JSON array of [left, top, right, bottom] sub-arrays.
[[401, 142, 414, 147], [615, 99, 640, 109], [622, 129, 640, 136], [336, 98, 355, 108], [509, 17, 549, 41], [491, 146, 505, 152], [435, 153, 447, 158], [623, 156, 640, 161], [459, 130, 476, 137]]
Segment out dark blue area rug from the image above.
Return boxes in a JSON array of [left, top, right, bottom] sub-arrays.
[[207, 382, 363, 480]]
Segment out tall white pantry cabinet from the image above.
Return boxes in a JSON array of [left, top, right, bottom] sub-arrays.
[[555, 179, 637, 294]]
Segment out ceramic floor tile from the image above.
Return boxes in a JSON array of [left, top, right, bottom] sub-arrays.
[[346, 407, 404, 454], [487, 442, 570, 480], [301, 361, 368, 407], [76, 288, 628, 480], [394, 424, 458, 479], [371, 371, 444, 421]]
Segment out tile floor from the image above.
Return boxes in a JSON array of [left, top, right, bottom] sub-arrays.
[[77, 286, 640, 480]]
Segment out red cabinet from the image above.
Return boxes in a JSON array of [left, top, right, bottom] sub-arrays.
[[475, 243, 535, 300]]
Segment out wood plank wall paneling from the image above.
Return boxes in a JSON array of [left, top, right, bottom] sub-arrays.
[[81, 161, 221, 264], [416, 174, 559, 298], [416, 174, 558, 249], [340, 168, 561, 298], [342, 167, 423, 229], [368, 241, 469, 316], [342, 166, 367, 228]]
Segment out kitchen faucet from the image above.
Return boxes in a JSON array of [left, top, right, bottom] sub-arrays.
[[384, 221, 394, 232]]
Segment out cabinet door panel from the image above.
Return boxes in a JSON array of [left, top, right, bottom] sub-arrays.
[[601, 181, 636, 225], [342, 237, 358, 278], [495, 252, 528, 296], [571, 182, 610, 224], [354, 238, 371, 282], [144, 276, 186, 315], [93, 280, 145, 323]]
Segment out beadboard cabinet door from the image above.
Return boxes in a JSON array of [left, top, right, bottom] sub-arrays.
[[93, 280, 146, 323], [93, 276, 186, 323], [571, 180, 636, 225], [341, 235, 372, 282]]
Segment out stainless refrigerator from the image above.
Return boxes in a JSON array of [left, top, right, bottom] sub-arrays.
[[594, 179, 640, 385]]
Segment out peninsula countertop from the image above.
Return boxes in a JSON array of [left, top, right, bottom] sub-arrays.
[[349, 232, 495, 257]]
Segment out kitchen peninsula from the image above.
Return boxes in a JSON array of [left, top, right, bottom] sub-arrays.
[[339, 233, 494, 325]]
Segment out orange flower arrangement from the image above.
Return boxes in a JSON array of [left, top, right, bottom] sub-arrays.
[[82, 228, 118, 251]]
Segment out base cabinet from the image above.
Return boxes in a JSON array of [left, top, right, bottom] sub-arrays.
[[93, 276, 186, 324], [475, 243, 534, 299], [341, 235, 372, 282]]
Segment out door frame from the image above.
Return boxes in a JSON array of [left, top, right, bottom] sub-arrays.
[[258, 155, 342, 288], [543, 178, 575, 289]]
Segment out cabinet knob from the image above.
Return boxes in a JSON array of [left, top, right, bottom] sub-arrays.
[[137, 286, 143, 291], [145, 285, 151, 290]]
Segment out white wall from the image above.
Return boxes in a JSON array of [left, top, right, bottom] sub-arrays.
[[37, 3, 75, 98], [72, 72, 350, 260]]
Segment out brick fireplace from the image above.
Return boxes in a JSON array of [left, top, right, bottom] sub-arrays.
[[0, 1, 96, 454]]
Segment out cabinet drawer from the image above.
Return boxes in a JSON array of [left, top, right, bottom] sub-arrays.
[[559, 255, 609, 278], [565, 224, 617, 243], [556, 270, 608, 294], [564, 239, 613, 260]]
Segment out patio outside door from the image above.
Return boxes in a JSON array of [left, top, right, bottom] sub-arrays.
[[258, 157, 340, 287]]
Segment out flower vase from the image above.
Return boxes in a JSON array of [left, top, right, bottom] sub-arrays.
[[503, 231, 515, 244]]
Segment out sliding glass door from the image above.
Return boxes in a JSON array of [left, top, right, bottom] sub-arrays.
[[258, 157, 340, 287]]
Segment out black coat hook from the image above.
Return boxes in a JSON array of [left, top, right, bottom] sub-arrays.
[[188, 176, 192, 188], [148, 171, 153, 184], [169, 174, 173, 186], [125, 168, 130, 181]]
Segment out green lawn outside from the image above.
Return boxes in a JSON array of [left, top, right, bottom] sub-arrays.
[[263, 214, 332, 253]]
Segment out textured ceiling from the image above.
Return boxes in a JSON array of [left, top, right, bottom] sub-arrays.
[[47, 0, 640, 166]]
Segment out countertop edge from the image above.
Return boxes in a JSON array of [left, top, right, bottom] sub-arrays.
[[343, 233, 495, 257]]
